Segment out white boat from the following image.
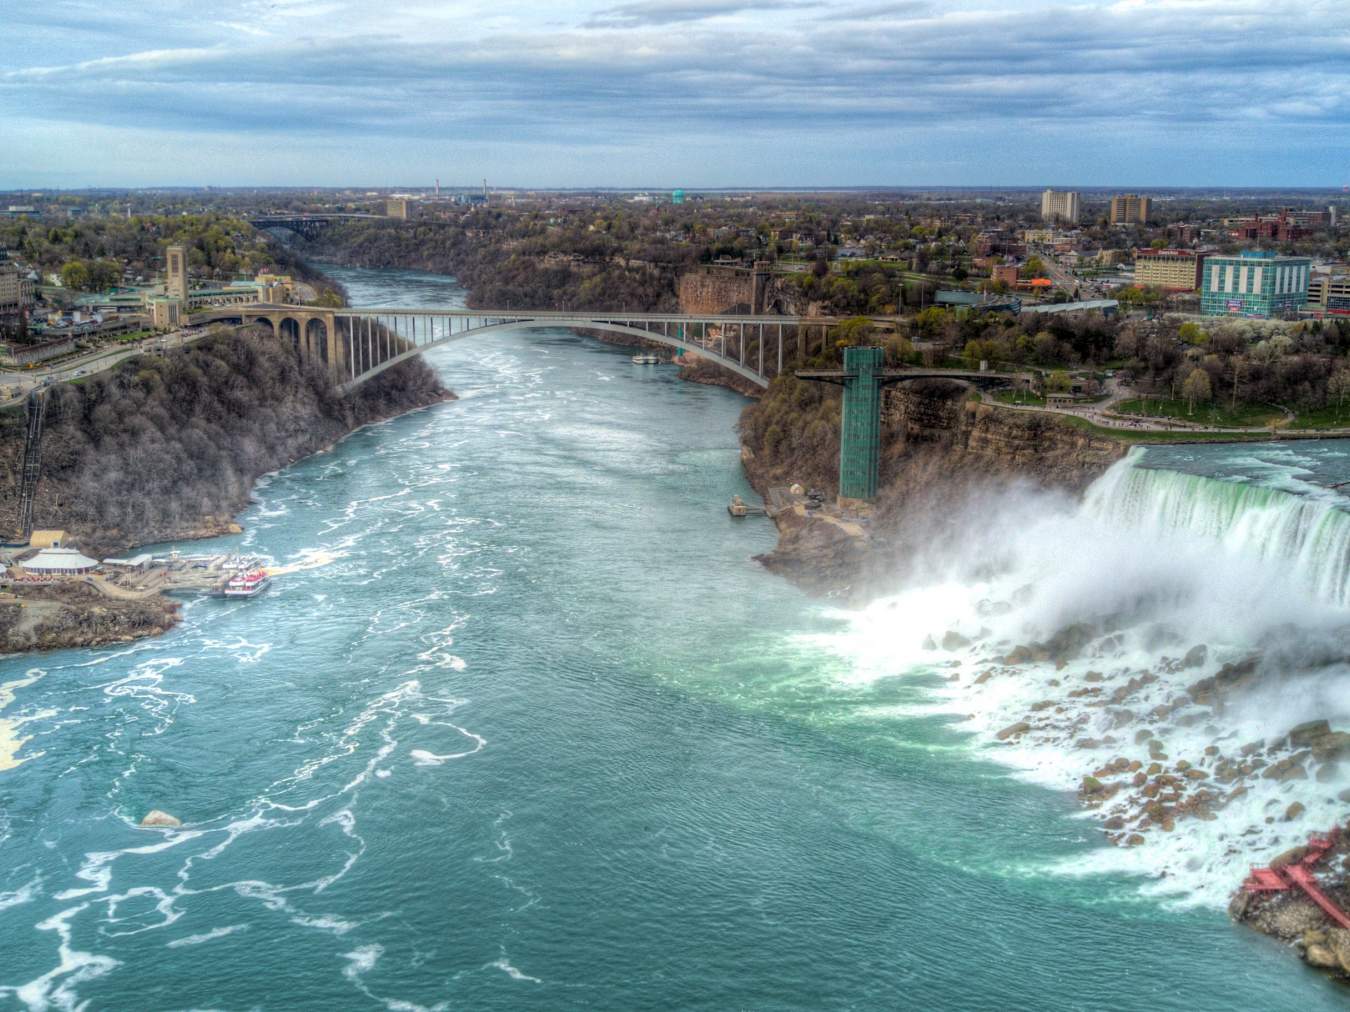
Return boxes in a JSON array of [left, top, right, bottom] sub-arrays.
[[631, 353, 660, 365], [224, 568, 271, 598]]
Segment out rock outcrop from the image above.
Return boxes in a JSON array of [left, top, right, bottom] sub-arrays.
[[1231, 829, 1350, 984], [743, 378, 1126, 600], [0, 582, 180, 653]]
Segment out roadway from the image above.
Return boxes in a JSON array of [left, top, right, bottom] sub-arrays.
[[0, 327, 206, 408]]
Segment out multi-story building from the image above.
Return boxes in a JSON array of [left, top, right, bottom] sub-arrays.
[[1109, 194, 1151, 225], [0, 249, 35, 325], [1167, 223, 1198, 245], [1200, 250, 1311, 318], [1040, 189, 1080, 224], [1134, 249, 1207, 291], [1306, 270, 1350, 317], [991, 263, 1021, 288], [1225, 208, 1327, 243]]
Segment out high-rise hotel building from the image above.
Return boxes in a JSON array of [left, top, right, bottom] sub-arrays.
[[1200, 250, 1310, 318], [1040, 189, 1080, 224], [1133, 249, 1206, 291], [1109, 194, 1152, 225]]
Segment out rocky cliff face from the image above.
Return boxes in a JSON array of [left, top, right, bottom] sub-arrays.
[[0, 327, 452, 559], [676, 264, 802, 316], [743, 380, 1126, 599], [882, 381, 1124, 493]]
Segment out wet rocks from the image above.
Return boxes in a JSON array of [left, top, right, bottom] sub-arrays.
[[139, 810, 182, 829], [1263, 756, 1309, 782], [1181, 644, 1209, 669], [941, 630, 972, 650], [996, 721, 1031, 741], [1079, 776, 1120, 804], [1288, 720, 1331, 748]]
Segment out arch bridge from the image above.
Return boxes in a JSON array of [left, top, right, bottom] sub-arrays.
[[189, 303, 1024, 506], [193, 304, 871, 391], [247, 213, 384, 240]]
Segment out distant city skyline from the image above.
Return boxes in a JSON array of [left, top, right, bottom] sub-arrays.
[[4, 0, 1349, 189]]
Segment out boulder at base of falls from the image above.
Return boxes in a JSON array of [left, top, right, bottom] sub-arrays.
[[996, 721, 1031, 741], [1181, 644, 1209, 669], [941, 630, 972, 650], [139, 810, 182, 829], [1287, 720, 1331, 748]]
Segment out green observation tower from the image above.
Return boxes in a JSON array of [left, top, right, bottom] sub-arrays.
[[796, 345, 888, 506], [836, 346, 884, 505]]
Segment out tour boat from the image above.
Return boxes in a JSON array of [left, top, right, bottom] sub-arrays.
[[631, 353, 660, 365], [224, 568, 271, 598]]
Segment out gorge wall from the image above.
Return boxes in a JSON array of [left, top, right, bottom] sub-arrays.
[[741, 380, 1126, 598], [0, 327, 451, 559]]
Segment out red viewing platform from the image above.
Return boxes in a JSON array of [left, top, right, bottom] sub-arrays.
[[1243, 825, 1350, 930]]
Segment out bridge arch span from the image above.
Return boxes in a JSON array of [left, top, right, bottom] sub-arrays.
[[279, 317, 302, 351], [339, 318, 771, 392], [244, 315, 276, 337]]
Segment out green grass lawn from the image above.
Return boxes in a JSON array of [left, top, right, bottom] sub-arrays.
[[1051, 413, 1283, 445], [1288, 404, 1350, 430], [1113, 397, 1281, 429]]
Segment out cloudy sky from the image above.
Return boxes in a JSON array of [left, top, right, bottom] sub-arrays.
[[4, 0, 1348, 188]]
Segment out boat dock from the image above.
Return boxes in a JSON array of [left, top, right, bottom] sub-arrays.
[[727, 494, 767, 517], [103, 552, 270, 597]]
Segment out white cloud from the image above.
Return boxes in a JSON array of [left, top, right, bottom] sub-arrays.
[[1, 0, 1347, 186]]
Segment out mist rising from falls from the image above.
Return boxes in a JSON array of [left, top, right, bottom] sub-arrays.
[[822, 445, 1350, 907]]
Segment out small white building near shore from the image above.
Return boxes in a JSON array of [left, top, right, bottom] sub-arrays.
[[22, 548, 100, 576]]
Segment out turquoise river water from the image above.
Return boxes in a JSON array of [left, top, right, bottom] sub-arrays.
[[1, 264, 1347, 1009]]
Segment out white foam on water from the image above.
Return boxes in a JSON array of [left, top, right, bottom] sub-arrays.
[[487, 955, 542, 984], [823, 448, 1350, 909], [0, 671, 46, 772], [0, 875, 42, 912], [165, 923, 248, 948], [343, 943, 384, 979], [267, 547, 349, 578], [2, 903, 121, 1012]]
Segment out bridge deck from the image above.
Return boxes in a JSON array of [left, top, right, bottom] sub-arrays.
[[797, 368, 1018, 386]]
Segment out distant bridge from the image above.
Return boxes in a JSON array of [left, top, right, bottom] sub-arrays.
[[247, 213, 385, 240], [192, 304, 885, 391], [188, 303, 1026, 507], [193, 303, 1027, 393]]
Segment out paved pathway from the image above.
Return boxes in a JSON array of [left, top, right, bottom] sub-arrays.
[[985, 383, 1350, 440]]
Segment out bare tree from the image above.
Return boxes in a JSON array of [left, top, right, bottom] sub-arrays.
[[1182, 368, 1212, 416]]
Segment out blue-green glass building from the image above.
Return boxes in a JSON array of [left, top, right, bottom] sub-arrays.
[[1200, 250, 1310, 319]]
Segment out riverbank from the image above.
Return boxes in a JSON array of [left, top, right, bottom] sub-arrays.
[[0, 326, 452, 652]]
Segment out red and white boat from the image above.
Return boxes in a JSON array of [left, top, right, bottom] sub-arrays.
[[224, 568, 271, 598]]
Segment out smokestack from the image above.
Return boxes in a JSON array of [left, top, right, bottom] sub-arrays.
[[435, 178, 440, 197], [483, 178, 488, 201]]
